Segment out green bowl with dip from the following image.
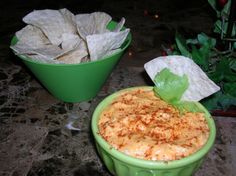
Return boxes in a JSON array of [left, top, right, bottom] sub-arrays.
[[10, 21, 131, 102], [91, 86, 216, 176]]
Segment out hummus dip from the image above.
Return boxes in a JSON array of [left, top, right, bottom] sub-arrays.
[[98, 88, 210, 161]]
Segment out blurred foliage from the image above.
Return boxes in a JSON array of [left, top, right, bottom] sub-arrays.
[[162, 0, 236, 111], [166, 32, 236, 111]]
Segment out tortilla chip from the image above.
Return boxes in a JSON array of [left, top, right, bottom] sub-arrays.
[[11, 41, 69, 60], [24, 54, 63, 64], [12, 9, 129, 64], [112, 17, 125, 32], [144, 55, 220, 102], [75, 12, 111, 39], [59, 8, 76, 29], [23, 9, 77, 45], [86, 28, 130, 61], [61, 33, 82, 50], [57, 49, 88, 64], [16, 25, 50, 48], [57, 40, 88, 64], [104, 48, 122, 57]]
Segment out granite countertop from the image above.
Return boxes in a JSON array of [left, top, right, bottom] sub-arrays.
[[0, 0, 235, 176]]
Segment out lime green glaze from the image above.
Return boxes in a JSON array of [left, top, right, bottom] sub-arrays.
[[10, 21, 131, 102], [91, 86, 216, 176]]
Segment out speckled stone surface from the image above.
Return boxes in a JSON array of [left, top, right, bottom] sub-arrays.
[[0, 0, 235, 176]]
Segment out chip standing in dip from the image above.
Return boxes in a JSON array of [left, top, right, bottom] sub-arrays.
[[92, 56, 218, 176], [98, 88, 210, 161]]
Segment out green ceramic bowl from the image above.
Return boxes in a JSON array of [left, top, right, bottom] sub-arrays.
[[10, 21, 131, 102], [91, 86, 216, 176]]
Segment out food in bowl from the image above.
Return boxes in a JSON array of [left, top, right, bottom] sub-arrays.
[[92, 86, 216, 176], [98, 87, 210, 161], [9, 9, 131, 102], [92, 56, 218, 175], [10, 9, 130, 64]]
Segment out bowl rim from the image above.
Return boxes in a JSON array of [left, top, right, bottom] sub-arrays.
[[91, 86, 216, 169], [10, 20, 132, 67]]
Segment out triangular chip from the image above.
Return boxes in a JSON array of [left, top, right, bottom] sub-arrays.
[[75, 12, 111, 39], [11, 9, 129, 64], [61, 33, 82, 50], [144, 55, 220, 102], [11, 42, 66, 59], [23, 9, 77, 45], [16, 25, 50, 48], [59, 8, 77, 30], [57, 40, 88, 64], [104, 48, 122, 58], [22, 54, 62, 64], [112, 17, 125, 32], [86, 29, 130, 61]]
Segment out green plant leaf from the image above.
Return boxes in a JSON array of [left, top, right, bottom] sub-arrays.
[[186, 38, 199, 45], [197, 33, 208, 43], [214, 20, 227, 35], [214, 20, 236, 36], [175, 32, 192, 58], [208, 58, 236, 82], [221, 0, 231, 17], [208, 70, 224, 83], [207, 0, 220, 17], [186, 33, 216, 47], [199, 45, 211, 68], [198, 33, 216, 48], [233, 42, 236, 50], [201, 90, 236, 111], [224, 82, 236, 96], [172, 50, 181, 55], [191, 45, 209, 71], [218, 93, 236, 110], [229, 58, 236, 71], [153, 68, 189, 104], [201, 92, 222, 111]]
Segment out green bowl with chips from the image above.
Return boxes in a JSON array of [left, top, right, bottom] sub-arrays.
[[92, 86, 216, 176], [10, 21, 131, 102]]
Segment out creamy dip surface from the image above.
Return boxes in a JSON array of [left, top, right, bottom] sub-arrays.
[[98, 88, 210, 161]]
